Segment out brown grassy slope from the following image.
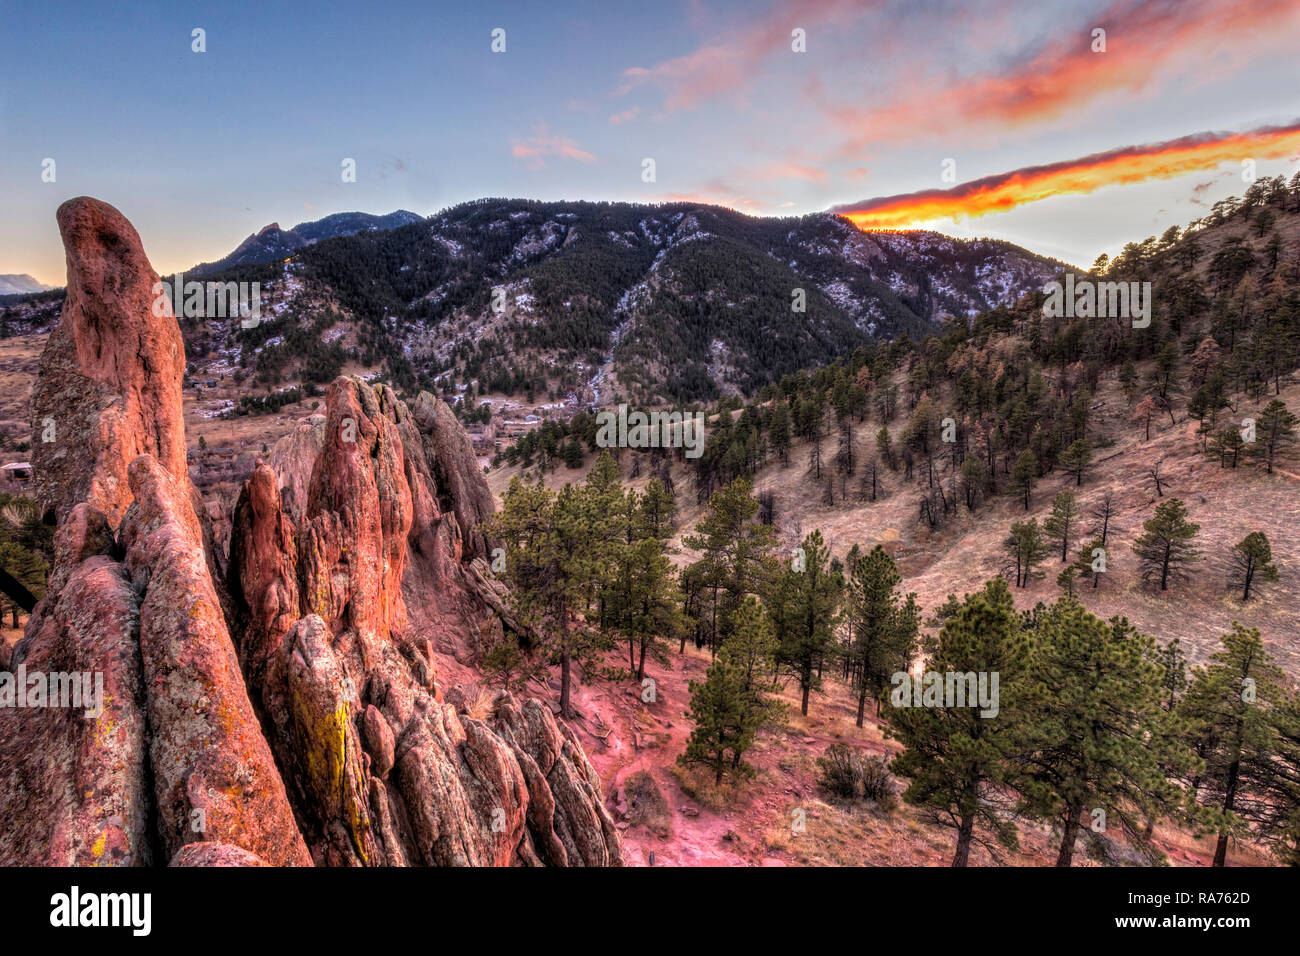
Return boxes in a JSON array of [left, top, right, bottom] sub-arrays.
[[487, 374, 1300, 675]]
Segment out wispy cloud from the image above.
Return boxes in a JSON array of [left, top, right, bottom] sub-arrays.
[[826, 0, 1300, 151], [831, 120, 1300, 228], [614, 0, 870, 111], [511, 124, 597, 169]]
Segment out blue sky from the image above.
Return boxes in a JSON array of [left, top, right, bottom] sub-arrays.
[[3, 0, 1299, 283]]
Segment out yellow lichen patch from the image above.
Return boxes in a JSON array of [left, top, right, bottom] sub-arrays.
[[292, 692, 370, 863]]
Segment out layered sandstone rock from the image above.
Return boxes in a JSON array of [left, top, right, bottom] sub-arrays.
[[229, 376, 621, 866], [1, 198, 306, 866], [1, 197, 620, 868], [30, 198, 189, 529], [0, 504, 151, 866]]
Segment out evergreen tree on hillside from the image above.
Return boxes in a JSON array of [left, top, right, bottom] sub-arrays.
[[887, 578, 1028, 867], [489, 476, 611, 718], [1228, 531, 1278, 602], [769, 401, 791, 465], [1132, 498, 1201, 592], [679, 598, 783, 785], [1071, 536, 1108, 591], [1043, 490, 1080, 562], [845, 545, 919, 727], [1179, 624, 1286, 866], [1011, 449, 1038, 511], [1019, 601, 1194, 866], [1247, 399, 1298, 474], [682, 478, 777, 652], [1003, 518, 1050, 588], [1059, 438, 1092, 486], [770, 529, 842, 717]]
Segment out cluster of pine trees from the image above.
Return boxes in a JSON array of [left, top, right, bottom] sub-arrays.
[[893, 581, 1300, 867], [478, 179, 1300, 864], [487, 452, 681, 718]]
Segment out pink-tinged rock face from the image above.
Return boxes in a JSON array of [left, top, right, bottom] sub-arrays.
[[0, 512, 151, 866], [228, 376, 622, 866], [32, 197, 189, 531], [121, 454, 312, 866], [169, 842, 269, 867], [4, 196, 620, 868]]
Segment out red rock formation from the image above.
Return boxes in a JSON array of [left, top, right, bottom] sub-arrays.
[[121, 455, 310, 866], [229, 376, 621, 866], [1, 198, 306, 867], [31, 198, 189, 530], [0, 504, 151, 866], [1, 197, 620, 868]]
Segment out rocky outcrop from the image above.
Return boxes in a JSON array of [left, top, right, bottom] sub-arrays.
[[1, 198, 305, 867], [1, 197, 619, 868], [30, 198, 189, 530], [410, 391, 494, 561], [269, 414, 326, 521], [121, 455, 310, 866], [0, 504, 151, 866], [229, 376, 621, 866]]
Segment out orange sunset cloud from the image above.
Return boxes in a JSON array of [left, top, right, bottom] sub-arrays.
[[831, 121, 1300, 230]]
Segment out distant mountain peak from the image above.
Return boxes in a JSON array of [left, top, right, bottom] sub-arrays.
[[191, 209, 426, 276], [0, 273, 53, 295]]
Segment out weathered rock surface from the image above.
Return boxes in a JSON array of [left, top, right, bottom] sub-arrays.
[[121, 455, 310, 866], [2, 198, 303, 867], [169, 842, 268, 867], [0, 505, 151, 866], [229, 376, 621, 866], [1, 198, 620, 868], [269, 414, 326, 521], [410, 391, 494, 561], [31, 198, 189, 530]]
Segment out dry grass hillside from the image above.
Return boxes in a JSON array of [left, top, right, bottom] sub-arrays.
[[477, 357, 1297, 866], [488, 373, 1299, 675]]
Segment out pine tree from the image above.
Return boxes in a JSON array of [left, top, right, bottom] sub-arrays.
[[1180, 624, 1286, 866], [1011, 449, 1037, 511], [1059, 438, 1092, 486], [1208, 424, 1245, 467], [481, 633, 543, 693], [679, 598, 782, 785], [1003, 518, 1050, 588], [1229, 531, 1278, 602], [876, 425, 895, 470], [1132, 498, 1201, 591], [887, 578, 1028, 866], [1157, 637, 1187, 711], [1262, 690, 1300, 864], [769, 401, 791, 465], [619, 535, 685, 681], [635, 477, 676, 540], [1089, 490, 1116, 545], [1072, 536, 1107, 590], [960, 453, 985, 510], [1019, 600, 1193, 865], [1043, 490, 1080, 562], [771, 530, 842, 716], [489, 475, 611, 718], [683, 478, 777, 653], [1055, 565, 1076, 597], [1247, 399, 1298, 474], [845, 545, 919, 727]]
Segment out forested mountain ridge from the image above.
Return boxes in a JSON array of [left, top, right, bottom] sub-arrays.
[[1, 199, 1062, 408], [264, 199, 1066, 404]]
